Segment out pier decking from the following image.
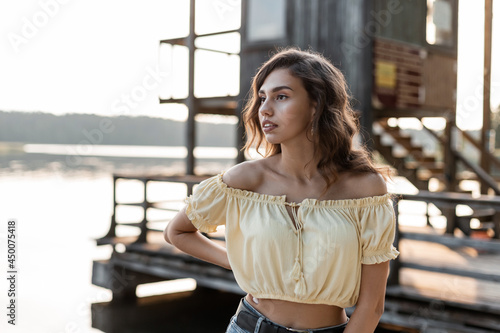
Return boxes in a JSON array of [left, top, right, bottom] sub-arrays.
[[92, 229, 500, 332]]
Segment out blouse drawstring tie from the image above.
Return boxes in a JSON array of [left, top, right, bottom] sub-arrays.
[[286, 202, 306, 296]]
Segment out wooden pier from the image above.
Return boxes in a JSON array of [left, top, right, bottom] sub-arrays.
[[91, 174, 500, 332]]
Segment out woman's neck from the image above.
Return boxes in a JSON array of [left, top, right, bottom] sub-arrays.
[[278, 142, 320, 181]]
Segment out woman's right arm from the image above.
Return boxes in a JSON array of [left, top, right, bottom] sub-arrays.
[[164, 207, 231, 270], [165, 161, 262, 270]]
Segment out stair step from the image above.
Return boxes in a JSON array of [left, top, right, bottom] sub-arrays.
[[420, 161, 444, 169], [381, 125, 399, 133], [406, 146, 423, 153], [417, 169, 444, 181], [424, 166, 444, 174], [415, 156, 437, 163], [398, 170, 430, 190], [392, 134, 412, 142], [406, 161, 444, 170]]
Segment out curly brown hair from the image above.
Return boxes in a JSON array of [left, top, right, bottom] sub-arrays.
[[242, 47, 389, 188]]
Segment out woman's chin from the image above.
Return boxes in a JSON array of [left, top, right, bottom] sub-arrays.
[[265, 138, 281, 145]]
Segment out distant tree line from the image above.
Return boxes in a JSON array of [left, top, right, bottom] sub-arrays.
[[0, 111, 236, 147]]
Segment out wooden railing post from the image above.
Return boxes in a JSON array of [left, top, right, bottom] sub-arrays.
[[494, 211, 500, 240], [388, 196, 401, 286], [444, 204, 457, 235], [136, 178, 149, 243], [444, 118, 457, 192], [103, 175, 118, 239], [443, 119, 458, 234]]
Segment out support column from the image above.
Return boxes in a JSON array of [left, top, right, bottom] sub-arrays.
[[387, 197, 401, 286], [480, 0, 493, 194], [186, 0, 196, 175], [444, 117, 457, 234], [444, 117, 457, 192], [236, 98, 246, 164]]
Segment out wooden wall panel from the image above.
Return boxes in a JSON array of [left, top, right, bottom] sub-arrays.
[[373, 0, 426, 46], [373, 38, 424, 109], [422, 53, 457, 110]]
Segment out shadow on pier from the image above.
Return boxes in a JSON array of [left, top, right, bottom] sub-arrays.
[[91, 287, 241, 333]]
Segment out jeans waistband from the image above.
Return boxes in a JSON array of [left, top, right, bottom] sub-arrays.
[[235, 298, 348, 333]]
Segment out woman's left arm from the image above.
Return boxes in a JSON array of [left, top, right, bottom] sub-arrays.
[[343, 261, 390, 333]]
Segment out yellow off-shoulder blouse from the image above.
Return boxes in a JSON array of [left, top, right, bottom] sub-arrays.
[[185, 173, 399, 308]]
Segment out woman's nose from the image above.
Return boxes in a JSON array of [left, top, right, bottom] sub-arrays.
[[259, 99, 273, 117]]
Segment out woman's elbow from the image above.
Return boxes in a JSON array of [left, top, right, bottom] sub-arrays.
[[357, 298, 385, 320], [374, 301, 385, 318], [164, 208, 196, 246], [163, 226, 172, 244], [164, 208, 185, 245], [370, 297, 386, 320]]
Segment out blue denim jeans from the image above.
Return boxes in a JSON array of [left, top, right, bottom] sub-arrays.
[[225, 298, 348, 333]]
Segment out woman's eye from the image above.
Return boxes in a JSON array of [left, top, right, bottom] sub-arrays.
[[259, 96, 266, 103], [276, 94, 287, 100]]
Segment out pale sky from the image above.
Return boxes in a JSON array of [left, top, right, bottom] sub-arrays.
[[0, 0, 240, 122], [0, 1, 186, 117], [0, 0, 498, 129]]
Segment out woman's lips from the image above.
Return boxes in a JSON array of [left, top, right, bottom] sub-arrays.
[[262, 120, 278, 133]]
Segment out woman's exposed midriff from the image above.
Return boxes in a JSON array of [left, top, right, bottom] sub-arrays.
[[245, 294, 348, 330]]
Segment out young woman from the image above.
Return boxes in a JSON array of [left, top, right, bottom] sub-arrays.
[[165, 48, 399, 333]]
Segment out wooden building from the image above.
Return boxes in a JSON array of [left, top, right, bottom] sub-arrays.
[[239, 0, 457, 139]]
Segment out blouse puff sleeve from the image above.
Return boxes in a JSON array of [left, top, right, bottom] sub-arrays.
[[185, 174, 228, 234], [358, 197, 400, 264]]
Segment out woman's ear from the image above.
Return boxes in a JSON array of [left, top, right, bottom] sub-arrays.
[[310, 101, 318, 119]]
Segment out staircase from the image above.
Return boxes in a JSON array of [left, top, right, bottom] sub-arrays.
[[373, 118, 499, 238], [374, 119, 447, 191]]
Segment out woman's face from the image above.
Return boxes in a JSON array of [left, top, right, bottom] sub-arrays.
[[257, 68, 316, 146]]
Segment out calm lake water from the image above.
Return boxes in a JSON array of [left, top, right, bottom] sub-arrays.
[[0, 144, 237, 333]]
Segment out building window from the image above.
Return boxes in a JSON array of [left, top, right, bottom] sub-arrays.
[[247, 0, 286, 42], [426, 0, 453, 47]]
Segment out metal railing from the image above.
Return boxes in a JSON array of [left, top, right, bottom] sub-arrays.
[[388, 191, 500, 287], [100, 175, 500, 299], [422, 122, 500, 195], [98, 174, 209, 245]]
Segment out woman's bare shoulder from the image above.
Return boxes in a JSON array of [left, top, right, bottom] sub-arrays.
[[340, 171, 387, 199], [222, 159, 268, 191]]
